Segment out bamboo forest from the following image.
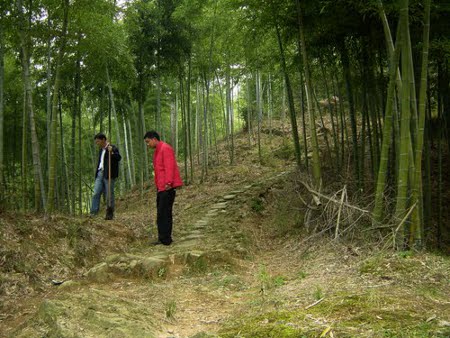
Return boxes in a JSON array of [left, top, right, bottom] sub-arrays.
[[0, 0, 449, 337]]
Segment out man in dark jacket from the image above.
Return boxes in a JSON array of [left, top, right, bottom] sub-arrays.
[[90, 133, 121, 220], [144, 130, 183, 245]]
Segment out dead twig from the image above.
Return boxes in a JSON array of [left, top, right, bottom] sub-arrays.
[[305, 298, 324, 309], [299, 180, 369, 214], [334, 185, 346, 240], [392, 202, 417, 248]]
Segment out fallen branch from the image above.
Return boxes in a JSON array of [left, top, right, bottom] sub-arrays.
[[305, 297, 324, 309], [299, 180, 369, 213], [334, 185, 347, 239], [392, 202, 417, 247]]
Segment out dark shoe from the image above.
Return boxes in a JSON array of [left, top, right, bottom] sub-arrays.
[[105, 207, 114, 220]]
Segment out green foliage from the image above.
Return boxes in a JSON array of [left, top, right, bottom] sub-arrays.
[[297, 271, 307, 280], [219, 311, 307, 338], [213, 273, 246, 291], [165, 300, 177, 320], [250, 197, 264, 213], [273, 142, 295, 161], [157, 266, 167, 278], [312, 286, 323, 300], [397, 250, 413, 259], [258, 265, 286, 291], [273, 275, 286, 287], [188, 256, 209, 275]]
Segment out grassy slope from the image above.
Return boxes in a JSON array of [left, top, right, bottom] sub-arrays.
[[0, 126, 449, 337]]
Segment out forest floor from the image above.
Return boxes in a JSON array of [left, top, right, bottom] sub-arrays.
[[1, 127, 450, 337]]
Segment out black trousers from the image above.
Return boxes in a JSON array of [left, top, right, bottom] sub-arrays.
[[156, 189, 176, 245]]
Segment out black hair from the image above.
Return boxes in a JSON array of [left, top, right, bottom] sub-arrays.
[[143, 130, 160, 141], [94, 133, 107, 140]]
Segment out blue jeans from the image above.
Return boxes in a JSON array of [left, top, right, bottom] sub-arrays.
[[90, 170, 115, 215]]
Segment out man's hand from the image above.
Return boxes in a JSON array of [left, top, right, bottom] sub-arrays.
[[107, 145, 113, 152], [165, 183, 172, 191]]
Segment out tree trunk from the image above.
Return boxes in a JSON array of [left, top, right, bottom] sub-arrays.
[[313, 90, 332, 162], [22, 84, 27, 210], [226, 66, 234, 164], [280, 78, 286, 122], [138, 92, 149, 189], [246, 78, 252, 146], [209, 83, 219, 165], [230, 79, 235, 163], [200, 74, 209, 181], [171, 93, 177, 154], [46, 15, 52, 175], [255, 71, 262, 164], [187, 57, 194, 183], [268, 74, 273, 141], [78, 74, 82, 215], [59, 99, 70, 211], [215, 71, 230, 158], [410, 0, 431, 248], [17, 0, 46, 211], [127, 114, 136, 186], [423, 80, 432, 234], [123, 118, 133, 188], [373, 30, 403, 223], [296, 0, 320, 183], [195, 80, 201, 165], [47, 0, 69, 213], [156, 70, 163, 138], [340, 42, 359, 187], [320, 61, 339, 168], [298, 68, 309, 171], [0, 25, 4, 203], [106, 66, 123, 194], [71, 52, 81, 214], [394, 0, 413, 247], [373, 9, 404, 224], [180, 77, 189, 181]]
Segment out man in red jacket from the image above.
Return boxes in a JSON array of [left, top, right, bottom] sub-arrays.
[[144, 131, 183, 246]]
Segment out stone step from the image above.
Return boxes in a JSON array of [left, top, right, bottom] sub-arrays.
[[211, 202, 228, 210]]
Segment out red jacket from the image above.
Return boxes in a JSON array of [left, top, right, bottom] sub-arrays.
[[153, 141, 183, 192]]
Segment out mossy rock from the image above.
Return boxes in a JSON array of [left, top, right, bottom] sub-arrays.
[[58, 280, 81, 290], [85, 262, 110, 282]]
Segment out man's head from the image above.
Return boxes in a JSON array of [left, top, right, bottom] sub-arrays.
[[94, 133, 108, 148], [144, 130, 160, 149]]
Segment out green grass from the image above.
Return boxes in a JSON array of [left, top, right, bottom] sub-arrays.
[[219, 311, 307, 338], [258, 265, 287, 292], [312, 286, 323, 301], [165, 300, 177, 320], [250, 197, 264, 213], [219, 293, 449, 338]]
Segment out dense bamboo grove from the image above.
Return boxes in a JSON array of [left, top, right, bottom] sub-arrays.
[[0, 0, 449, 250]]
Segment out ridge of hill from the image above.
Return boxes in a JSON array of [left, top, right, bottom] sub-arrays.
[[1, 127, 450, 337]]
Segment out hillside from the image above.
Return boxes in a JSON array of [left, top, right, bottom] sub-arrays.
[[1, 128, 449, 338]]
